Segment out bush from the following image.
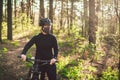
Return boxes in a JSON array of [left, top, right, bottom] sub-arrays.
[[100, 67, 118, 80], [0, 47, 8, 57], [57, 57, 97, 80]]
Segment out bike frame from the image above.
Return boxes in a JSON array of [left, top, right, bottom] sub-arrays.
[[18, 56, 51, 80]]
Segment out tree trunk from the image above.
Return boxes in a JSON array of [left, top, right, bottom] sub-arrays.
[[88, 0, 96, 44], [14, 0, 17, 28], [7, 0, 12, 40], [114, 0, 120, 34], [0, 0, 3, 43], [21, 0, 25, 13], [114, 0, 120, 77], [31, 0, 34, 24], [14, 0, 16, 18], [49, 0, 53, 33], [27, 0, 31, 17], [67, 0, 70, 35], [84, 0, 88, 38], [60, 0, 63, 29], [70, 0, 74, 27], [39, 0, 45, 19], [5, 0, 7, 21]]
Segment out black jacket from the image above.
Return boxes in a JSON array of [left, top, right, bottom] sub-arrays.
[[21, 33, 58, 60]]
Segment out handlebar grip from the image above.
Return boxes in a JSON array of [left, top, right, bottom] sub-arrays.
[[17, 55, 28, 62]]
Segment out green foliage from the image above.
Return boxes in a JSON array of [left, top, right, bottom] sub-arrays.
[[84, 43, 96, 55], [25, 53, 33, 68], [58, 40, 74, 56], [94, 51, 105, 61], [11, 41, 19, 47], [0, 47, 8, 56], [2, 47, 8, 52], [2, 21, 7, 39], [13, 13, 32, 28], [73, 36, 85, 54], [58, 25, 86, 55], [100, 67, 118, 80], [2, 13, 39, 40], [19, 54, 33, 68], [57, 56, 70, 72], [102, 34, 119, 51], [12, 13, 39, 39], [70, 25, 81, 36], [57, 56, 97, 80], [57, 25, 98, 80], [66, 66, 80, 80]]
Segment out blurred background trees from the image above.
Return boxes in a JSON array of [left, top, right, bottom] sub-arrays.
[[0, 0, 119, 43], [0, 0, 119, 80]]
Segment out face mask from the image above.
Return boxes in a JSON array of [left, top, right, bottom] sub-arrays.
[[42, 27, 51, 34]]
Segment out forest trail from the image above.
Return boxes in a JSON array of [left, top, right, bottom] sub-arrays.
[[0, 38, 29, 80], [0, 37, 118, 80]]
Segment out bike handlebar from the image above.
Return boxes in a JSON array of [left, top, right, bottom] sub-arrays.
[[17, 55, 58, 63]]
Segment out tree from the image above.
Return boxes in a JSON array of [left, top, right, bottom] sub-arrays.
[[21, 0, 25, 13], [0, 0, 3, 43], [114, 0, 120, 33], [39, 0, 45, 19], [114, 0, 120, 77], [88, 0, 96, 44], [7, 0, 12, 40], [27, 0, 31, 17], [67, 0, 70, 35], [26, 0, 34, 18], [70, 0, 74, 27], [60, 0, 64, 29], [14, 0, 16, 18], [4, 0, 7, 21], [30, 0, 35, 24], [14, 0, 17, 28], [83, 0, 88, 38], [49, 0, 53, 33]]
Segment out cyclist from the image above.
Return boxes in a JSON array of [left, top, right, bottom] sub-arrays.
[[20, 18, 58, 80]]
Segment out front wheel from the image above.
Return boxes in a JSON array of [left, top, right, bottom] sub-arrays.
[[26, 65, 41, 80], [27, 72, 41, 80]]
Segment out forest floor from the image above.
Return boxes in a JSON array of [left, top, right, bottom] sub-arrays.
[[0, 35, 119, 80], [0, 38, 30, 80]]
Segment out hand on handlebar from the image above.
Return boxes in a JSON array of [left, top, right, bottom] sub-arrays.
[[19, 55, 57, 64], [21, 54, 27, 61], [50, 58, 57, 65]]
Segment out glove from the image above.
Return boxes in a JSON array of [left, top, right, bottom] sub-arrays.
[[50, 58, 57, 65], [21, 54, 26, 61]]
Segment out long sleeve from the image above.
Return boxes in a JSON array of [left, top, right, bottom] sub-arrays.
[[21, 36, 36, 55], [53, 37, 58, 58]]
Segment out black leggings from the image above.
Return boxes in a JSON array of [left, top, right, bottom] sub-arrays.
[[40, 64, 57, 80]]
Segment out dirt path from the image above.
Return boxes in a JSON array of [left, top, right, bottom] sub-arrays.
[[0, 37, 118, 80], [0, 38, 29, 80]]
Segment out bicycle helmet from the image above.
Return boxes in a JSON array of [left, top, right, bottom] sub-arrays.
[[39, 18, 52, 26]]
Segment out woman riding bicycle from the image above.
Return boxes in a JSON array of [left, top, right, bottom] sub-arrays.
[[20, 18, 58, 80]]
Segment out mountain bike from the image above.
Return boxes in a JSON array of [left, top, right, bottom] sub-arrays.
[[18, 56, 57, 80]]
